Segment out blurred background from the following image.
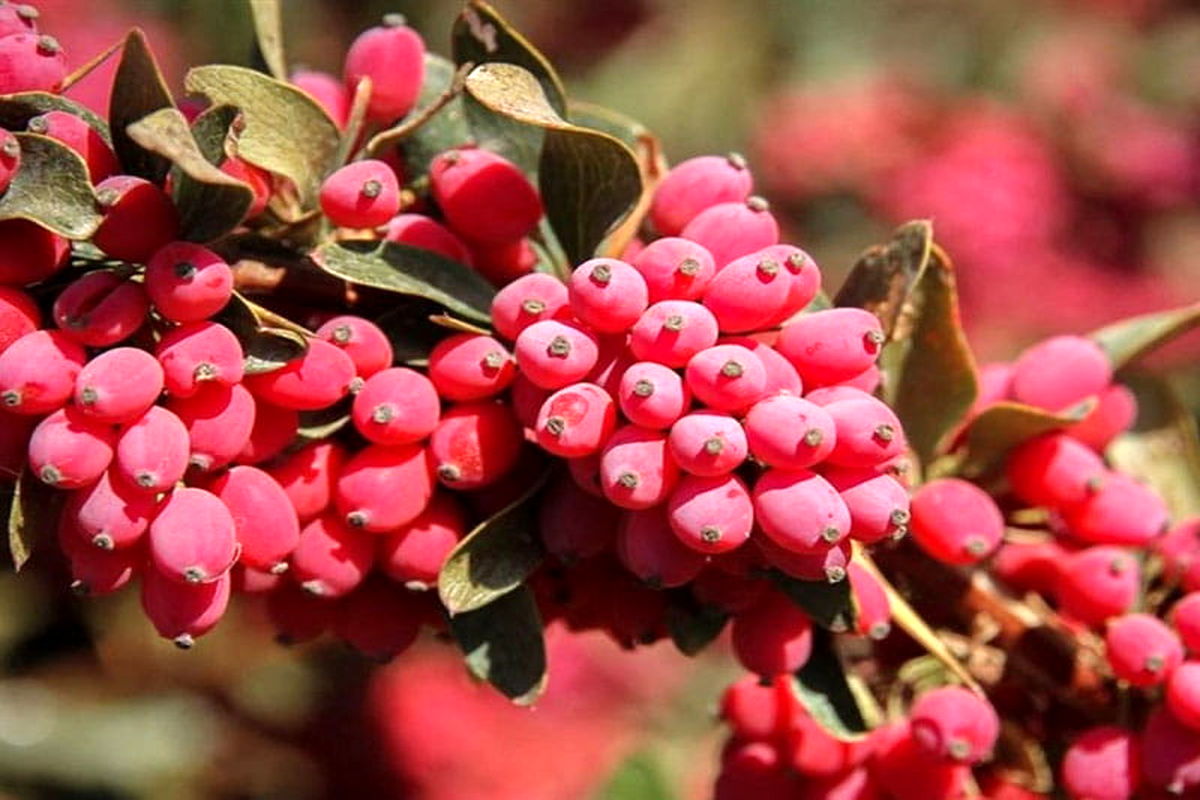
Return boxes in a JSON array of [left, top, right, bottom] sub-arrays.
[[3, 0, 1197, 797]]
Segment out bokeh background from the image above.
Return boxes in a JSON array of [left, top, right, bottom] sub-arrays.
[[3, 0, 1198, 797]]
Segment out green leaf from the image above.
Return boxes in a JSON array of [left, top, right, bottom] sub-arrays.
[[772, 572, 856, 633], [0, 92, 111, 144], [211, 291, 308, 374], [568, 101, 648, 150], [1090, 302, 1200, 372], [883, 244, 979, 467], [789, 630, 870, 740], [311, 240, 495, 325], [8, 468, 59, 571], [0, 133, 101, 239], [448, 584, 547, 705], [462, 91, 544, 177], [595, 752, 676, 800], [1107, 378, 1200, 519], [834, 220, 933, 338], [464, 62, 642, 265], [664, 589, 729, 656], [109, 29, 176, 183], [296, 402, 352, 442], [961, 399, 1095, 477], [438, 470, 548, 615], [185, 65, 340, 207], [389, 54, 472, 179], [452, 0, 567, 116], [374, 299, 457, 367], [248, 0, 287, 80], [126, 106, 254, 243]]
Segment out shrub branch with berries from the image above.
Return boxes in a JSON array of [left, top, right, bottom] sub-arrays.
[[0, 1, 1199, 798]]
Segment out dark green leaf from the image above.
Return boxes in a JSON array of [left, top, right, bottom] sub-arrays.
[[961, 399, 1095, 477], [374, 299, 456, 367], [391, 54, 472, 179], [185, 65, 340, 206], [452, 0, 567, 116], [835, 220, 933, 339], [883, 245, 979, 466], [438, 470, 548, 615], [0, 133, 101, 239], [0, 92, 110, 144], [463, 91, 544, 177], [8, 468, 59, 571], [790, 630, 870, 740], [464, 62, 642, 265], [1090, 302, 1200, 372], [211, 291, 308, 374], [448, 584, 547, 705], [664, 589, 729, 656], [296, 400, 352, 442], [109, 29, 175, 182], [248, 0, 287, 80], [595, 752, 676, 800], [311, 240, 495, 325], [568, 101, 648, 150], [126, 106, 254, 243], [772, 572, 856, 633]]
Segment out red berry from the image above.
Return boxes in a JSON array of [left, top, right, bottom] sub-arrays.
[[720, 675, 787, 742], [629, 236, 716, 302], [1011, 335, 1111, 411], [0, 219, 67, 285], [155, 321, 245, 398], [1006, 432, 1106, 509], [1168, 662, 1200, 731], [0, 129, 17, 195], [350, 366, 439, 445], [685, 344, 768, 412], [290, 512, 375, 597], [847, 561, 891, 639], [74, 347, 163, 424], [757, 537, 852, 583], [233, 564, 282, 594], [1174, 593, 1200, 654], [668, 410, 747, 476], [1139, 708, 1200, 795], [759, 245, 823, 327], [335, 443, 434, 532], [29, 110, 117, 182], [910, 686, 999, 764], [53, 269, 149, 346], [343, 15, 425, 123], [243, 338, 355, 410], [332, 577, 422, 661], [744, 394, 836, 470], [114, 406, 190, 493], [0, 329, 85, 414], [148, 487, 238, 583], [1056, 546, 1140, 626], [0, 286, 38, 355], [384, 213, 474, 265], [92, 175, 180, 264], [568, 258, 649, 334], [236, 396, 298, 464], [429, 401, 523, 489], [585, 332, 635, 397], [721, 336, 804, 396], [510, 373, 550, 430], [784, 705, 864, 778], [489, 272, 570, 341], [535, 382, 616, 458], [1060, 725, 1140, 800], [140, 566, 231, 648], [1106, 613, 1182, 687], [144, 241, 233, 322], [668, 473, 754, 554], [1071, 383, 1137, 451], [514, 319, 599, 390], [219, 157, 272, 218], [693, 565, 766, 613], [869, 723, 971, 800], [754, 469, 851, 553], [0, 4, 38, 39], [910, 479, 1003, 565], [209, 465, 300, 574], [776, 308, 884, 387], [66, 469, 158, 550], [430, 147, 542, 244], [731, 589, 813, 678], [715, 740, 799, 800], [650, 153, 753, 236], [378, 492, 466, 588], [167, 383, 256, 471], [821, 392, 906, 468], [617, 505, 706, 587], [702, 249, 792, 333], [1158, 518, 1200, 593], [428, 333, 515, 401], [618, 361, 691, 430], [1061, 472, 1169, 546], [267, 441, 345, 522], [27, 406, 115, 488], [680, 196, 779, 269], [266, 582, 335, 644], [468, 236, 536, 286], [291, 68, 349, 127], [823, 465, 910, 544], [58, 513, 140, 595], [316, 315, 393, 378], [537, 474, 619, 562], [319, 159, 400, 228], [599, 425, 680, 510], [629, 299, 719, 367]]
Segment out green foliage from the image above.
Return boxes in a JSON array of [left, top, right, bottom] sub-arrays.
[[109, 29, 176, 183], [7, 468, 59, 573], [595, 752, 677, 800], [448, 584, 548, 705], [384, 54, 472, 178], [835, 219, 933, 339], [960, 399, 1095, 478], [211, 291, 308, 375], [0, 93, 110, 144], [771, 571, 856, 633], [0, 133, 101, 239], [1090, 302, 1200, 372], [247, 0, 287, 81], [790, 630, 871, 740], [664, 589, 729, 656]]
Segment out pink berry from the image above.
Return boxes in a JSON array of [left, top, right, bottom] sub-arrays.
[[535, 382, 616, 458], [823, 465, 910, 544], [0, 329, 85, 414], [869, 723, 971, 800], [378, 492, 466, 588], [74, 347, 163, 424], [1011, 335, 1112, 411], [758, 244, 823, 327], [1169, 662, 1200, 732], [332, 577, 421, 661], [702, 249, 791, 333], [1174, 593, 1200, 654], [910, 479, 1003, 565], [630, 236, 716, 302], [617, 505, 706, 587], [514, 319, 599, 390], [220, 157, 272, 218], [243, 338, 356, 410], [720, 675, 787, 742], [1061, 472, 1169, 546], [469, 237, 537, 286], [266, 582, 335, 644], [53, 269, 149, 346], [92, 175, 180, 263], [839, 364, 882, 394], [148, 487, 238, 583], [715, 740, 798, 799], [58, 514, 140, 595], [0, 286, 38, 355], [821, 392, 906, 468], [1006, 432, 1106, 509], [618, 361, 691, 430], [754, 469, 851, 552], [234, 565, 282, 594], [1071, 383, 1137, 451], [155, 321, 245, 397], [144, 241, 233, 322], [384, 213, 474, 265], [319, 159, 400, 228], [27, 406, 115, 489], [1139, 708, 1200, 794], [757, 537, 852, 583], [0, 219, 67, 285], [744, 394, 836, 470], [490, 273, 570, 341], [167, 383, 256, 471], [650, 154, 753, 236], [0, 5, 37, 39], [0, 129, 17, 195], [209, 465, 300, 574], [291, 68, 348, 126], [1056, 546, 1140, 626], [236, 396, 298, 464], [114, 406, 190, 493], [290, 512, 375, 597], [721, 336, 804, 396], [668, 473, 754, 554], [1060, 726, 1141, 800], [343, 15, 425, 123], [685, 344, 768, 412], [430, 147, 542, 244], [568, 258, 649, 334], [776, 308, 884, 387], [66, 469, 158, 550], [731, 589, 813, 678], [910, 686, 1000, 764], [29, 109, 115, 181], [1158, 518, 1200, 594], [429, 401, 523, 489], [428, 333, 515, 401], [267, 441, 345, 522], [629, 300, 719, 367], [140, 566, 231, 648], [335, 443, 434, 532], [510, 373, 550, 430], [680, 197, 779, 269], [1106, 613, 1183, 687], [585, 333, 634, 397], [599, 425, 680, 510], [350, 366, 440, 445], [668, 410, 747, 476], [847, 561, 892, 639], [537, 474, 619, 563]]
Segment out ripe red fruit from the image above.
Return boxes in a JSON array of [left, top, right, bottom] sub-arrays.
[[776, 308, 884, 387], [0, 408, 33, 478], [378, 492, 466, 588], [680, 196, 779, 269], [236, 396, 298, 464], [784, 705, 866, 778], [351, 366, 440, 445], [685, 344, 768, 412], [534, 382, 616, 457], [1071, 383, 1137, 451], [428, 333, 515, 401], [0, 286, 39, 354], [744, 394, 836, 470], [209, 465, 299, 574], [1168, 662, 1200, 731], [694, 565, 767, 613], [848, 561, 892, 639], [343, 14, 425, 123], [868, 723, 971, 800], [1158, 518, 1200, 593], [910, 479, 1004, 565], [617, 505, 706, 587], [319, 159, 401, 228], [757, 537, 851, 583], [58, 514, 140, 596], [823, 466, 910, 544], [599, 425, 680, 510], [167, 383, 256, 471], [267, 441, 345, 522], [468, 236, 537, 286], [1105, 613, 1183, 687], [74, 347, 163, 424], [720, 675, 787, 742], [243, 338, 356, 410], [0, 329, 85, 414], [1139, 708, 1200, 795], [27, 406, 115, 489], [568, 258, 649, 334], [715, 740, 799, 800], [514, 319, 599, 390], [335, 443, 435, 532], [668, 473, 754, 554], [0, 4, 37, 39], [53, 269, 149, 346], [1060, 725, 1140, 800], [910, 686, 999, 764], [92, 175, 180, 263], [618, 361, 690, 430], [537, 474, 619, 562], [233, 565, 282, 594], [0, 219, 67, 285], [430, 147, 543, 244], [667, 410, 747, 476], [66, 469, 158, 551], [290, 512, 375, 597], [490, 273, 570, 341], [144, 241, 234, 322], [702, 250, 792, 333], [650, 153, 754, 236], [266, 582, 335, 644], [155, 321, 245, 397], [148, 487, 238, 583], [510, 373, 550, 431], [291, 68, 349, 127], [722, 335, 804, 396], [1056, 546, 1140, 626], [630, 236, 716, 302], [731, 590, 814, 677], [31, 108, 118, 182], [114, 406, 190, 493], [1061, 472, 1169, 546], [429, 401, 523, 489], [140, 566, 231, 648], [754, 469, 851, 552], [332, 577, 422, 661], [384, 213, 474, 265], [219, 157, 272, 218], [1174, 593, 1200, 654], [759, 245, 823, 327], [1006, 432, 1106, 509], [629, 299, 719, 367], [315, 315, 393, 378], [1010, 335, 1112, 411]]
